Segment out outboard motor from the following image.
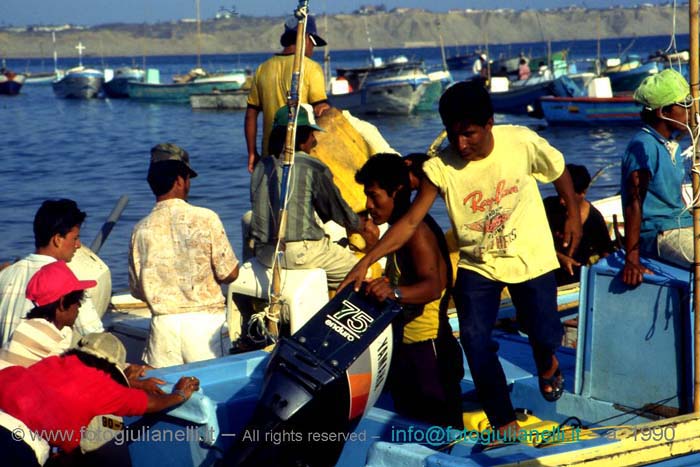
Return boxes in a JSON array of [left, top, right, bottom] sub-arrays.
[[224, 285, 401, 466]]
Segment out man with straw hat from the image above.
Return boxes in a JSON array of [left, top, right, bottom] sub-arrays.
[[0, 330, 200, 466], [621, 68, 694, 286]]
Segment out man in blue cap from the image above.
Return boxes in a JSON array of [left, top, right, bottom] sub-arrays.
[[621, 68, 694, 286], [245, 15, 330, 173]]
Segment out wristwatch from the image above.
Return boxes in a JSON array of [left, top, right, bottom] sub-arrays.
[[392, 287, 402, 302]]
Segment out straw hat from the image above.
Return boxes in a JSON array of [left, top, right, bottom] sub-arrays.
[[76, 332, 129, 387]]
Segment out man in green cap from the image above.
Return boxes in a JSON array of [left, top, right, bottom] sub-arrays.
[[250, 104, 373, 289], [129, 143, 240, 367], [621, 68, 694, 286]]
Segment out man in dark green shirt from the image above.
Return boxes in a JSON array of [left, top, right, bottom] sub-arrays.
[[250, 104, 368, 288]]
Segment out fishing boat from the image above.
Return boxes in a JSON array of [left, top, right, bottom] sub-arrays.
[[129, 0, 246, 104], [603, 56, 659, 95], [52, 66, 104, 99], [539, 95, 642, 126], [329, 57, 431, 115], [446, 51, 481, 71], [489, 75, 583, 117], [26, 32, 64, 85], [189, 88, 249, 110], [0, 68, 26, 95], [24, 71, 64, 85], [103, 66, 146, 98], [52, 42, 104, 99], [95, 233, 700, 467], [128, 69, 247, 103]]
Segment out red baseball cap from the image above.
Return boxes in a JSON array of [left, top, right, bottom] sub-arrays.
[[26, 261, 97, 307]]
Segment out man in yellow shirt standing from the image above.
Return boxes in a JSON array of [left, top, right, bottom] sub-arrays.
[[244, 15, 330, 173], [341, 81, 582, 440]]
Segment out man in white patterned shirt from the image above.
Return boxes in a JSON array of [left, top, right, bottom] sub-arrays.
[[129, 143, 240, 367], [0, 199, 104, 348]]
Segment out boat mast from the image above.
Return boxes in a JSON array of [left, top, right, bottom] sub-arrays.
[[437, 19, 448, 73], [596, 13, 602, 76], [52, 32, 58, 74], [267, 0, 310, 339], [689, 0, 700, 412], [363, 15, 375, 65], [195, 0, 202, 69]]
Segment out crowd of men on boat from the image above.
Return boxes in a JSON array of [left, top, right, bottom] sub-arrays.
[[0, 13, 696, 466]]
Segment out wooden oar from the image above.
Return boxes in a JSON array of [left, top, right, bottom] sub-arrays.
[[90, 195, 129, 255], [267, 0, 310, 339]]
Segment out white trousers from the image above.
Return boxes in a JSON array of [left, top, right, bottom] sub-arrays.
[[143, 312, 228, 367]]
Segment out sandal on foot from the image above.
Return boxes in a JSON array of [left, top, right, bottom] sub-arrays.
[[539, 368, 564, 402]]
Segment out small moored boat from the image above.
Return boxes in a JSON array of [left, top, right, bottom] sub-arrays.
[[540, 95, 642, 126], [52, 42, 104, 99], [0, 68, 26, 96], [103, 67, 146, 98], [329, 57, 431, 115]]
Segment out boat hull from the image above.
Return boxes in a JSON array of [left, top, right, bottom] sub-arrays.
[[540, 96, 642, 126], [103, 78, 133, 98], [106, 252, 700, 466], [127, 81, 242, 103], [330, 81, 429, 115], [52, 74, 104, 99], [189, 90, 248, 110], [606, 61, 659, 94], [490, 79, 556, 116], [0, 73, 26, 95]]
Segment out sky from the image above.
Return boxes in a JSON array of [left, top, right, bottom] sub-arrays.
[[2, 0, 674, 27]]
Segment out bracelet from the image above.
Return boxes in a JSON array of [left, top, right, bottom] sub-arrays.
[[174, 389, 187, 401]]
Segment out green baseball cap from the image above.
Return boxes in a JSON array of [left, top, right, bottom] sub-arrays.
[[272, 103, 324, 132], [634, 68, 692, 110], [150, 143, 198, 178]]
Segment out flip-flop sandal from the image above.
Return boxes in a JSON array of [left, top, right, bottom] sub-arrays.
[[539, 368, 564, 402]]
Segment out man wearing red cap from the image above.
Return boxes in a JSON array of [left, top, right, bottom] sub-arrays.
[[0, 261, 94, 369], [244, 15, 330, 173], [129, 144, 240, 367]]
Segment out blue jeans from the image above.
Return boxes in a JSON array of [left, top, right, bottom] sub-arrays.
[[453, 268, 563, 429]]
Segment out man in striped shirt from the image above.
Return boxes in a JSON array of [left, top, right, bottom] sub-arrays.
[[0, 260, 86, 369], [250, 104, 371, 288]]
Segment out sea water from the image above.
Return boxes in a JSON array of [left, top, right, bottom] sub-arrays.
[[0, 34, 689, 288]]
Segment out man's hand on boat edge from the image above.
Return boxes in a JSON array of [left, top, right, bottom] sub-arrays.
[[338, 255, 372, 293]]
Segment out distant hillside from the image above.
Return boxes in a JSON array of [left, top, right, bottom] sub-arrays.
[[0, 5, 686, 59]]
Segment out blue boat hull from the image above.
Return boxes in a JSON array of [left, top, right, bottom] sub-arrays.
[[606, 61, 659, 94], [0, 81, 23, 95], [104, 78, 135, 98], [97, 252, 700, 467], [127, 81, 243, 103], [540, 96, 642, 126], [52, 74, 104, 99], [490, 76, 581, 117]]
